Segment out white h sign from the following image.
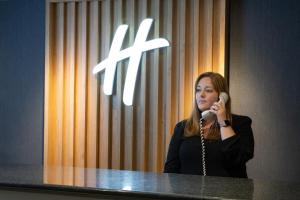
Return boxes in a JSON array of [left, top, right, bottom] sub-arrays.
[[93, 18, 169, 106]]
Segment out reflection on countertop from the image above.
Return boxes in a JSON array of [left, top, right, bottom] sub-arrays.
[[0, 165, 299, 199]]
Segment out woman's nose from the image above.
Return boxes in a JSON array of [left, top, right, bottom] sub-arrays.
[[199, 90, 205, 97]]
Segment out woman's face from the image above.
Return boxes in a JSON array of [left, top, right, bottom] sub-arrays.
[[195, 77, 219, 111]]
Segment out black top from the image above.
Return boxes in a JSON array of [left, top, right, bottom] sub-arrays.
[[164, 114, 254, 178]]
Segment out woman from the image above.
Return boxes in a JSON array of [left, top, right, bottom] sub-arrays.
[[164, 72, 254, 178]]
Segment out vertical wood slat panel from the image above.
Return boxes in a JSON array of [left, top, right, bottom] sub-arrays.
[[156, 0, 164, 172], [135, 0, 148, 171], [148, 0, 160, 172], [156, 0, 163, 172], [45, 2, 66, 183], [74, 1, 87, 186], [111, 0, 123, 170], [124, 0, 136, 171], [63, 2, 75, 166], [85, 1, 99, 188], [184, 0, 193, 119], [212, 0, 226, 75], [199, 0, 213, 73], [178, 0, 186, 121], [86, 0, 99, 169], [162, 0, 173, 165], [86, 1, 99, 186], [63, 2, 76, 185], [192, 0, 200, 85], [170, 0, 179, 156], [55, 3, 65, 170], [44, 0, 51, 183], [44, 0, 50, 167], [44, 0, 226, 179], [98, 0, 112, 169], [45, 2, 63, 184]]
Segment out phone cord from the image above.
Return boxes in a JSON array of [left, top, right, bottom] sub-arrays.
[[200, 118, 206, 176]]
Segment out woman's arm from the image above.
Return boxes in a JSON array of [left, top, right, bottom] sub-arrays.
[[221, 116, 254, 167]]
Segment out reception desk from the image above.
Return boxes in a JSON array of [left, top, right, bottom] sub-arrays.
[[0, 165, 299, 199]]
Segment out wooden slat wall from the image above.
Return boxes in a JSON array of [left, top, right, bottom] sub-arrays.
[[44, 0, 226, 182]]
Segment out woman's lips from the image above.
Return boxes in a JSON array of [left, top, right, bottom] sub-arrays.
[[199, 100, 206, 104]]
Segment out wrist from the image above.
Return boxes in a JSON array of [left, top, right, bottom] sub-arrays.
[[218, 119, 231, 127], [217, 114, 227, 124]]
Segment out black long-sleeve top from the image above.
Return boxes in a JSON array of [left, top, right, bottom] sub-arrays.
[[164, 114, 254, 178]]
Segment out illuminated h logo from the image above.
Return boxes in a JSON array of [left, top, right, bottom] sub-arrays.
[[93, 18, 169, 106]]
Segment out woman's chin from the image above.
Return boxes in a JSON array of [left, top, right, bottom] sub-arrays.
[[198, 107, 209, 112]]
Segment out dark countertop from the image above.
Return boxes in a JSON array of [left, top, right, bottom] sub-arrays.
[[0, 165, 299, 199]]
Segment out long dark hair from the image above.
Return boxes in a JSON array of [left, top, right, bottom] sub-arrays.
[[184, 72, 232, 139]]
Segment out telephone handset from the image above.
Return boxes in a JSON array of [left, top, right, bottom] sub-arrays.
[[201, 92, 229, 120]]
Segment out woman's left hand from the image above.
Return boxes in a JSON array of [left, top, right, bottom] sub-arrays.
[[210, 101, 227, 122]]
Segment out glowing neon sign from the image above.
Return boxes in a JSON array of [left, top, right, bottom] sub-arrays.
[[93, 18, 169, 106]]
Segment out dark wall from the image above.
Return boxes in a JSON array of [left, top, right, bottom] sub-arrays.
[[0, 0, 45, 164], [229, 0, 300, 182]]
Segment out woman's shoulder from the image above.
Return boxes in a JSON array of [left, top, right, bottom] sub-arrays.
[[175, 119, 187, 128], [175, 119, 187, 131], [231, 114, 252, 127], [173, 120, 187, 137]]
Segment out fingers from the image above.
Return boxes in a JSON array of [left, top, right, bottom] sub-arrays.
[[210, 102, 225, 115], [211, 104, 218, 111], [211, 102, 223, 111], [210, 101, 227, 120]]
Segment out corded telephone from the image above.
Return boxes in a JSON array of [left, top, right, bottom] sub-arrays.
[[201, 92, 229, 120], [199, 92, 229, 176]]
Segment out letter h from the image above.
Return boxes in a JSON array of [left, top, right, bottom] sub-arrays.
[[93, 18, 169, 106]]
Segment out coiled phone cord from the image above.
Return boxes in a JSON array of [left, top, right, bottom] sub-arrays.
[[200, 118, 206, 176]]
